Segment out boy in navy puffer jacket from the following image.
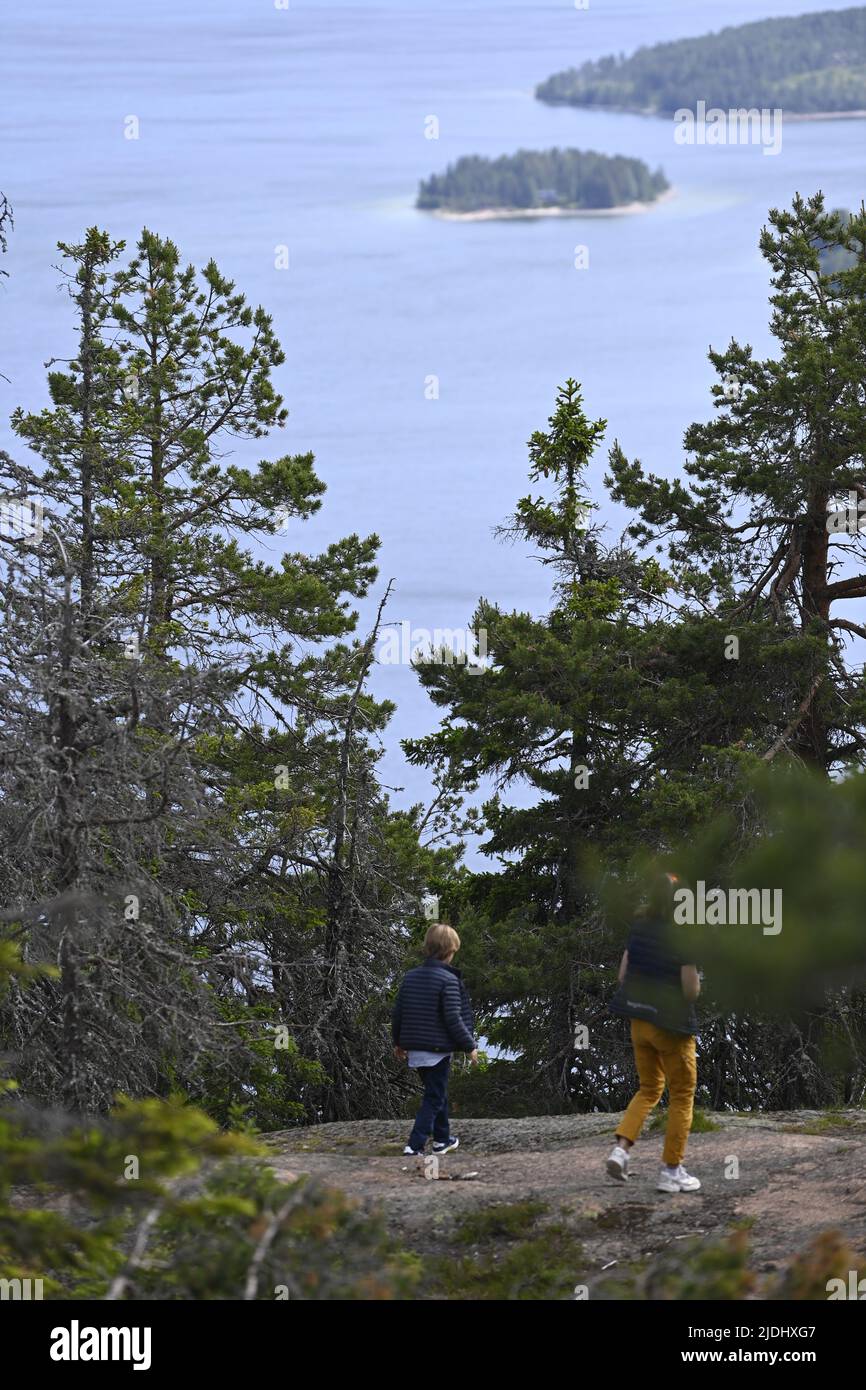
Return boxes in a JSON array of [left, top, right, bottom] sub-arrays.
[[392, 923, 478, 1156]]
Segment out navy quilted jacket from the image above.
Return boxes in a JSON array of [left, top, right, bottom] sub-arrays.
[[391, 957, 476, 1053]]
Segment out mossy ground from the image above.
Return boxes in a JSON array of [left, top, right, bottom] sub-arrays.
[[647, 1106, 721, 1134], [782, 1112, 866, 1136], [426, 1201, 587, 1300]]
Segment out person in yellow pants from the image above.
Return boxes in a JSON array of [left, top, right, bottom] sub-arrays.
[[606, 872, 702, 1193]]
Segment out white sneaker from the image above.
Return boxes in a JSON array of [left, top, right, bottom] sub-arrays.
[[606, 1144, 630, 1181], [657, 1164, 701, 1193]]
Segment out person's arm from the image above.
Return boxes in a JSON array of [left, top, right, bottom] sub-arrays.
[[618, 950, 629, 984], [391, 989, 408, 1061], [681, 963, 701, 1002], [441, 977, 476, 1051], [391, 982, 405, 1054]]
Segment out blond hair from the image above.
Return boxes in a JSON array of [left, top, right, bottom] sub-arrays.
[[423, 922, 461, 960]]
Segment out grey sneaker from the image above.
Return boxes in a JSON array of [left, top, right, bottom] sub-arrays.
[[657, 1164, 701, 1193]]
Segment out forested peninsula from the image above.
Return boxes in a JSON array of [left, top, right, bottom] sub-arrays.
[[536, 7, 866, 116], [417, 147, 670, 217]]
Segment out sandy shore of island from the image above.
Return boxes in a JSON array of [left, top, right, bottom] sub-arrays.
[[784, 109, 866, 121], [428, 186, 677, 221], [546, 102, 866, 123]]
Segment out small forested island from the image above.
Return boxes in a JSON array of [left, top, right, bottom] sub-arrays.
[[536, 7, 866, 116], [417, 147, 670, 218]]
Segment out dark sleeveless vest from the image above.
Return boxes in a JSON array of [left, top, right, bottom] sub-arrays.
[[610, 914, 698, 1036]]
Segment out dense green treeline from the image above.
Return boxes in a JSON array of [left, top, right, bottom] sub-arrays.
[[417, 148, 669, 213], [536, 7, 866, 114]]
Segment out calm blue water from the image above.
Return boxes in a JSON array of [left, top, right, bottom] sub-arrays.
[[2, 0, 864, 819]]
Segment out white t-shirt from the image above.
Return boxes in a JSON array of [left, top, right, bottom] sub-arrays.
[[408, 1050, 451, 1068]]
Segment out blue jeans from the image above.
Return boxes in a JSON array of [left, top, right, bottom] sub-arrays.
[[407, 1055, 451, 1151]]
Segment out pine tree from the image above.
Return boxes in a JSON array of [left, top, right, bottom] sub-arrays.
[[608, 194, 866, 772]]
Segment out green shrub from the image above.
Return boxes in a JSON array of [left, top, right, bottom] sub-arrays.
[[768, 1230, 863, 1300], [594, 1228, 755, 1300], [455, 1201, 549, 1244]]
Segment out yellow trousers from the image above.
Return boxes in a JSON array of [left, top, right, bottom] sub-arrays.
[[617, 1019, 697, 1167]]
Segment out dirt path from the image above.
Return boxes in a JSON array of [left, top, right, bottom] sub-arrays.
[[261, 1111, 866, 1283]]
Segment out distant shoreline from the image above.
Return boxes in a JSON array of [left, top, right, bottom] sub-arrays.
[[785, 109, 866, 121], [426, 186, 676, 222], [539, 101, 866, 123]]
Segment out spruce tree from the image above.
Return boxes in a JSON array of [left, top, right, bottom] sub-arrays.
[[406, 382, 679, 1108]]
